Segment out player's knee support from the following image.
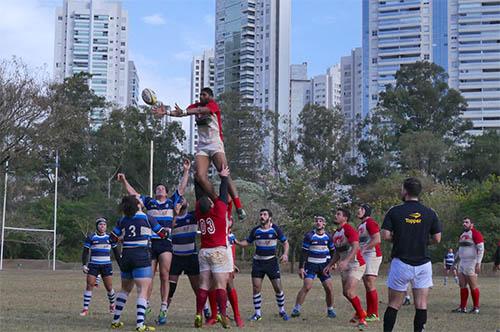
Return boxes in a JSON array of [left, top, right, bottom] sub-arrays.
[[168, 281, 177, 299]]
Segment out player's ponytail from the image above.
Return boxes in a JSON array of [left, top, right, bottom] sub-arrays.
[[120, 195, 140, 218]]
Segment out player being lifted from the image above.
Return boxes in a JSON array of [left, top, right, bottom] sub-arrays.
[[356, 204, 383, 322], [152, 87, 247, 221], [110, 195, 169, 332], [323, 207, 367, 330], [80, 217, 121, 316], [235, 209, 290, 322], [291, 216, 336, 319], [193, 165, 233, 328], [452, 217, 484, 314], [116, 159, 190, 325]]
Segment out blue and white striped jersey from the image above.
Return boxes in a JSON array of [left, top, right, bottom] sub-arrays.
[[444, 252, 455, 265], [112, 212, 162, 249], [302, 230, 334, 264], [83, 233, 117, 265], [141, 190, 181, 240], [171, 211, 198, 256], [246, 224, 287, 260]]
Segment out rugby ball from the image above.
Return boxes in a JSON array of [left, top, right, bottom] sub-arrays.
[[142, 88, 158, 106]]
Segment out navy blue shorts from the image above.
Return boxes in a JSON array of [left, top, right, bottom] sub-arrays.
[[304, 261, 331, 282], [170, 254, 199, 276], [120, 247, 152, 279], [88, 263, 113, 277], [150, 239, 173, 260], [252, 257, 281, 280]]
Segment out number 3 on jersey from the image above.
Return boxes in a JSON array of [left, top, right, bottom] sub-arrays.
[[199, 218, 215, 235], [128, 225, 136, 237]]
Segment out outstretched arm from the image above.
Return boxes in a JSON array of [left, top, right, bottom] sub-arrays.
[[117, 173, 139, 196], [194, 178, 205, 201], [177, 159, 191, 196], [218, 165, 230, 204]]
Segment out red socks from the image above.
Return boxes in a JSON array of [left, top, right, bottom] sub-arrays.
[[471, 288, 480, 308], [233, 197, 242, 209], [228, 288, 241, 319], [196, 289, 209, 315], [349, 296, 365, 318], [208, 290, 218, 319], [460, 288, 469, 309], [366, 289, 379, 317], [215, 289, 228, 317]]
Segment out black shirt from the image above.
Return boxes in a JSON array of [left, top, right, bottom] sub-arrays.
[[382, 200, 441, 266]]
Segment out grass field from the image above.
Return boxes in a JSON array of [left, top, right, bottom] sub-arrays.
[[1, 269, 499, 331]]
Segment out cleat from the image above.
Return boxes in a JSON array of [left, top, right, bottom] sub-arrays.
[[451, 307, 467, 313], [109, 304, 115, 314], [350, 314, 359, 324], [219, 315, 231, 329], [136, 325, 156, 332], [145, 306, 152, 316], [206, 318, 218, 326], [469, 307, 480, 314], [279, 311, 290, 321], [194, 314, 203, 328], [111, 321, 124, 329], [403, 297, 411, 306], [365, 314, 379, 322], [80, 309, 89, 316], [327, 309, 337, 319], [291, 308, 301, 317], [237, 208, 247, 221], [203, 307, 211, 320], [156, 310, 167, 325], [248, 313, 262, 321], [235, 315, 245, 328], [357, 318, 368, 331]]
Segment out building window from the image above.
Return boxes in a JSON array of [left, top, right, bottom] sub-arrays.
[[372, 30, 377, 36]]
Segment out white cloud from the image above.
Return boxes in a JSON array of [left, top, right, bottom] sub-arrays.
[[0, 0, 55, 76], [142, 14, 166, 25]]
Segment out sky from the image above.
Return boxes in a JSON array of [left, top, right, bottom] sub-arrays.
[[0, 0, 361, 130]]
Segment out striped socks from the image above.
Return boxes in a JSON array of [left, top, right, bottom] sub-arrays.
[[253, 293, 262, 316], [275, 291, 286, 314], [112, 292, 128, 323], [83, 290, 92, 310], [107, 289, 116, 305], [136, 297, 147, 328]]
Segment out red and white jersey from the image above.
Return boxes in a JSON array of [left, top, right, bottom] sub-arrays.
[[333, 223, 365, 266], [458, 227, 484, 262], [358, 217, 382, 258], [195, 198, 228, 248], [188, 100, 223, 144]]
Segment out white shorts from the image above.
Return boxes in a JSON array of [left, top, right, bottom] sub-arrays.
[[458, 260, 477, 276], [364, 255, 383, 276], [387, 258, 433, 291], [340, 261, 366, 281], [199, 247, 233, 273], [196, 139, 225, 158], [226, 245, 234, 271]]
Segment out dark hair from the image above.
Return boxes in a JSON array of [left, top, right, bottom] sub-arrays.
[[336, 207, 351, 221], [199, 196, 212, 214], [155, 183, 168, 193], [360, 203, 372, 217], [120, 195, 139, 218], [259, 208, 273, 218], [403, 177, 422, 197], [201, 87, 214, 97], [463, 216, 473, 223], [95, 217, 107, 229]]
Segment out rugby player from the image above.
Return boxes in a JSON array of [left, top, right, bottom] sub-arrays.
[[291, 216, 336, 319], [116, 159, 190, 325], [110, 195, 169, 332], [80, 217, 120, 316], [452, 217, 484, 314], [323, 207, 367, 330], [443, 248, 458, 285], [381, 177, 442, 332], [356, 204, 382, 322], [152, 87, 247, 221], [235, 209, 290, 322]]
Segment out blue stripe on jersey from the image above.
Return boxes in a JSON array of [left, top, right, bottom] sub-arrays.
[[303, 231, 333, 264], [83, 233, 116, 265], [247, 224, 287, 259], [171, 211, 197, 255], [113, 212, 159, 249], [228, 233, 236, 245], [141, 191, 181, 239], [445, 253, 455, 265]]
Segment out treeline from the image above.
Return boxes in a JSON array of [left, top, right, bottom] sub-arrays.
[[0, 58, 498, 265]]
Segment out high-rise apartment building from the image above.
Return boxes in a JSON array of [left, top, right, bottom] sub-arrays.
[[215, 0, 291, 163], [448, 0, 500, 133], [187, 49, 215, 155], [341, 48, 363, 123], [288, 62, 311, 138], [327, 64, 342, 109], [54, 0, 133, 125], [127, 60, 139, 107]]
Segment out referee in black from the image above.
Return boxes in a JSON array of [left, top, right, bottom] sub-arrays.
[[381, 177, 442, 332]]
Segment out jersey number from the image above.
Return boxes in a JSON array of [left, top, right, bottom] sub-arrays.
[[199, 218, 215, 235], [129, 225, 136, 237]]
